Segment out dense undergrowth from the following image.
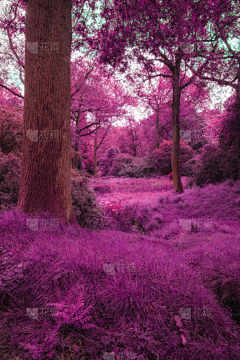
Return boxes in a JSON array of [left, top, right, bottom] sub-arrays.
[[0, 177, 240, 359], [1, 149, 240, 359]]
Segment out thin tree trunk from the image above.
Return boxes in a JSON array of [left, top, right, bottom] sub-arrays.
[[94, 125, 98, 178], [155, 108, 160, 149], [17, 0, 79, 228], [72, 112, 80, 169], [171, 58, 184, 193]]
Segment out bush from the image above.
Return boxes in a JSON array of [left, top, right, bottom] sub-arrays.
[[0, 151, 103, 229], [110, 154, 149, 178], [189, 144, 240, 187], [0, 151, 21, 211], [150, 139, 193, 175], [98, 146, 121, 176], [71, 177, 104, 229], [219, 93, 240, 153], [0, 106, 23, 154], [180, 155, 201, 177]]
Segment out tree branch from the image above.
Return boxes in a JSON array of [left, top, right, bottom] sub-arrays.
[[6, 27, 24, 70], [0, 83, 24, 99]]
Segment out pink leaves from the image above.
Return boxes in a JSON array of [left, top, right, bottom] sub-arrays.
[[174, 314, 188, 346], [174, 314, 183, 328], [180, 332, 187, 346]]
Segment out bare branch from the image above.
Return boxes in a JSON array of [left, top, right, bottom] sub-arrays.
[[0, 83, 24, 99], [6, 27, 24, 70]]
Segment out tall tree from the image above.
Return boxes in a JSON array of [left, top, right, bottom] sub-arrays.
[[17, 0, 79, 227], [81, 0, 231, 193]]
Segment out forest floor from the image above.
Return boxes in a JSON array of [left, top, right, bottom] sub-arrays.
[[1, 175, 240, 360]]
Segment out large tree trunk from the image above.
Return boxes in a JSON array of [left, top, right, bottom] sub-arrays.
[[171, 58, 184, 193], [17, 0, 79, 228], [93, 125, 98, 178]]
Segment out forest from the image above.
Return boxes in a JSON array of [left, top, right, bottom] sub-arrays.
[[0, 0, 240, 359]]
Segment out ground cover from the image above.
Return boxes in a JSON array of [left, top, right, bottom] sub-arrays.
[[0, 176, 240, 360]]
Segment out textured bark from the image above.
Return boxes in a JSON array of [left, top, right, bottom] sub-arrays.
[[171, 57, 184, 193], [17, 0, 79, 228]]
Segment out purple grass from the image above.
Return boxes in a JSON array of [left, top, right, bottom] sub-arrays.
[[1, 172, 240, 359]]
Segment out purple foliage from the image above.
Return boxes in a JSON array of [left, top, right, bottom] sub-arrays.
[[1, 178, 240, 359], [99, 147, 121, 177], [150, 140, 194, 175], [189, 144, 240, 187]]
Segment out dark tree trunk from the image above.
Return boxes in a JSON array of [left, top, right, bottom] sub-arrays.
[[72, 112, 80, 169], [155, 108, 160, 149], [171, 57, 184, 193], [17, 0, 79, 228], [94, 125, 98, 178]]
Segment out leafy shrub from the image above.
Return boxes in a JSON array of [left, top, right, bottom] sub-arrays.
[[180, 155, 201, 177], [71, 178, 104, 229], [189, 144, 240, 187], [150, 139, 193, 175], [111, 154, 150, 178], [98, 146, 121, 176], [99, 150, 153, 178], [0, 105, 23, 154], [0, 151, 21, 211], [0, 151, 103, 229], [111, 153, 133, 176], [219, 93, 240, 153]]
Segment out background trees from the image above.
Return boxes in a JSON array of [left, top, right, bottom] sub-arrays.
[[81, 0, 231, 192], [0, 0, 239, 226]]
